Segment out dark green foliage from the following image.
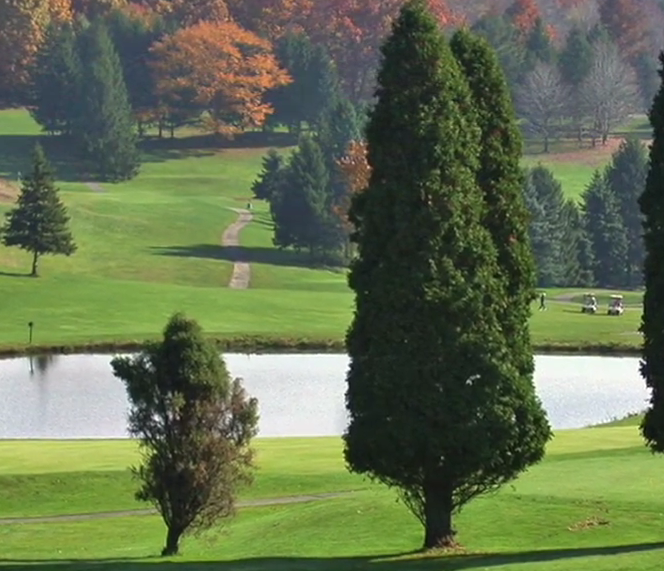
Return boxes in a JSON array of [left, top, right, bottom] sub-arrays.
[[111, 313, 259, 556], [251, 149, 286, 201], [75, 22, 140, 181], [267, 33, 340, 132], [450, 28, 537, 388], [558, 26, 594, 89], [105, 8, 167, 134], [471, 15, 525, 99], [270, 135, 338, 256], [605, 138, 648, 287], [524, 166, 566, 286], [640, 52, 664, 452], [344, 2, 550, 550], [317, 96, 361, 166], [560, 200, 595, 287], [582, 170, 628, 287], [30, 23, 82, 135], [525, 18, 554, 68], [1, 144, 76, 277]]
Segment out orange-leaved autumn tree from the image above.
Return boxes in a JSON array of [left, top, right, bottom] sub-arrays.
[[598, 0, 650, 60], [504, 0, 540, 37], [335, 140, 370, 242], [305, 0, 460, 102], [150, 21, 291, 136], [226, 0, 313, 39], [48, 0, 73, 21], [143, 0, 230, 25], [0, 0, 53, 101]]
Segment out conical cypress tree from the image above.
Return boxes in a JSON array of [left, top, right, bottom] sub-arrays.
[[75, 22, 140, 181], [344, 0, 550, 550], [450, 28, 540, 389], [640, 53, 664, 451], [1, 144, 76, 276]]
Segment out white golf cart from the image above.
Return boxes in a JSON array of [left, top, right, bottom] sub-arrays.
[[608, 294, 624, 316], [581, 293, 598, 314]]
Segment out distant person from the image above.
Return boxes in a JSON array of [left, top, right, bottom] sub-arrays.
[[539, 292, 546, 311], [246, 201, 252, 211]]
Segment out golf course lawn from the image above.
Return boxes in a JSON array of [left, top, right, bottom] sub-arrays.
[[2, 417, 664, 569], [0, 109, 644, 354]]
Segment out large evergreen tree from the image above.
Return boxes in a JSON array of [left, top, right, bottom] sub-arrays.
[[640, 53, 664, 452], [582, 170, 628, 287], [75, 21, 140, 181], [605, 138, 648, 287], [1, 144, 76, 277], [251, 149, 286, 202], [344, 2, 550, 549], [560, 200, 594, 287], [30, 22, 82, 136]]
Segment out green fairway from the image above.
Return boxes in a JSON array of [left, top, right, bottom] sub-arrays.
[[0, 109, 643, 354], [2, 425, 664, 570]]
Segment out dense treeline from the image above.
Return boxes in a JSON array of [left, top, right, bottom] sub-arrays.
[[1, 0, 662, 145]]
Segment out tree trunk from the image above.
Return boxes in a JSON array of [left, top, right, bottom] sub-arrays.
[[161, 526, 183, 556], [422, 484, 456, 550], [31, 251, 39, 277], [543, 134, 549, 153]]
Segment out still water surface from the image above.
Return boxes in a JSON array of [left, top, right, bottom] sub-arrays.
[[0, 353, 648, 439]]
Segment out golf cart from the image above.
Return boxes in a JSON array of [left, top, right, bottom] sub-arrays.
[[608, 294, 624, 316], [581, 293, 598, 314]]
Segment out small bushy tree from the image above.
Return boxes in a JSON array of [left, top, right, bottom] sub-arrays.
[[1, 144, 76, 276], [111, 313, 258, 556]]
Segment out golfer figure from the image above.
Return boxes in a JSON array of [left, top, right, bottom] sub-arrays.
[[539, 292, 546, 311]]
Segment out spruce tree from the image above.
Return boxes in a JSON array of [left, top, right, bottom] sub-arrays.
[[561, 200, 594, 287], [1, 144, 76, 277], [451, 28, 538, 392], [344, 1, 550, 549], [605, 138, 648, 287], [270, 135, 337, 257], [582, 170, 628, 287], [558, 26, 594, 89], [251, 149, 286, 202], [640, 52, 664, 452], [75, 22, 140, 181], [30, 23, 82, 136]]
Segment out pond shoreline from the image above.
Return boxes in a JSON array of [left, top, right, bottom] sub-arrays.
[[0, 336, 641, 359]]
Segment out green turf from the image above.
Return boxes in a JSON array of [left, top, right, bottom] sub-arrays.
[[2, 427, 664, 570], [0, 109, 644, 353]]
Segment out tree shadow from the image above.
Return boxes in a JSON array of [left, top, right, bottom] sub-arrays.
[[149, 244, 340, 270], [1, 542, 664, 570], [0, 269, 33, 278]]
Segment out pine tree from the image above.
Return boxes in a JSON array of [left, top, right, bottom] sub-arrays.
[[251, 149, 286, 202], [526, 165, 567, 286], [344, 1, 550, 549], [1, 144, 76, 277], [75, 21, 140, 181], [270, 135, 337, 257], [451, 28, 539, 392], [561, 199, 594, 286], [605, 138, 648, 287], [525, 18, 554, 68], [317, 96, 361, 167], [640, 52, 664, 452], [30, 22, 82, 135], [582, 170, 628, 287], [558, 26, 594, 89]]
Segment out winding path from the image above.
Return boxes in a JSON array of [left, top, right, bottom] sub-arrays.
[[222, 208, 254, 289], [0, 492, 354, 526]]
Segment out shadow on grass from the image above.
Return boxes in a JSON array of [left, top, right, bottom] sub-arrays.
[[2, 542, 664, 569], [0, 270, 32, 278], [150, 244, 342, 270], [0, 131, 295, 184]]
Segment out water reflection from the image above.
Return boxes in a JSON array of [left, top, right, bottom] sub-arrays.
[[0, 353, 650, 439]]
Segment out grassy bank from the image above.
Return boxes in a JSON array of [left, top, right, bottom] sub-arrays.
[[0, 109, 645, 356], [2, 420, 664, 570]]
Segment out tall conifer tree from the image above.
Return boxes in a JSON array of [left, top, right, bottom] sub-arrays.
[[75, 21, 140, 181], [640, 53, 664, 451], [344, 1, 550, 549]]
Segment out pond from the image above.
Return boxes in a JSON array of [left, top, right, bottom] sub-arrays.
[[0, 353, 649, 439]]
